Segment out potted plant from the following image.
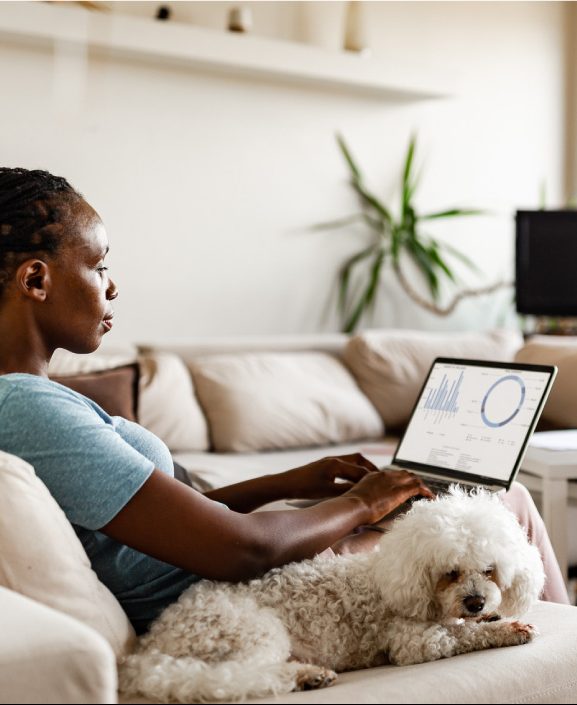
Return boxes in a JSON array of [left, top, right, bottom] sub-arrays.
[[316, 134, 508, 333]]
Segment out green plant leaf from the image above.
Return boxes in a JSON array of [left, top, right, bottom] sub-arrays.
[[336, 132, 361, 181], [310, 214, 367, 231], [343, 249, 385, 332], [401, 136, 417, 219], [434, 239, 481, 273], [427, 242, 457, 283], [406, 239, 440, 300], [338, 244, 378, 316], [420, 208, 484, 220], [337, 134, 393, 226]]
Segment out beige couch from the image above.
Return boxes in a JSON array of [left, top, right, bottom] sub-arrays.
[[3, 329, 577, 704]]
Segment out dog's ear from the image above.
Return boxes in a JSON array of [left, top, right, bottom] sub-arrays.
[[371, 533, 436, 621], [497, 543, 545, 617]]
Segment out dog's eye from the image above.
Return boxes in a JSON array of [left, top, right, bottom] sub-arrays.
[[484, 567, 495, 578], [446, 570, 460, 582]]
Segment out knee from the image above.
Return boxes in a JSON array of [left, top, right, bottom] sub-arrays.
[[508, 481, 532, 503], [504, 481, 535, 511]]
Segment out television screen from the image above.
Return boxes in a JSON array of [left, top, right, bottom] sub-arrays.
[[516, 210, 577, 316]]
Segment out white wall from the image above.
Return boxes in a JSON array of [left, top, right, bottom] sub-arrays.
[[0, 1, 567, 343]]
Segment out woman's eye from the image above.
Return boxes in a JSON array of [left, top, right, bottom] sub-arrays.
[[97, 266, 109, 273]]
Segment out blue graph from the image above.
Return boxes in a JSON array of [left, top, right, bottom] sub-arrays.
[[424, 371, 463, 417], [481, 375, 525, 428]]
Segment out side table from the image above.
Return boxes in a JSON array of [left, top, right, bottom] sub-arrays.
[[518, 444, 577, 584]]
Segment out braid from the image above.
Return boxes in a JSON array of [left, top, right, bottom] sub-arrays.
[[0, 168, 83, 296]]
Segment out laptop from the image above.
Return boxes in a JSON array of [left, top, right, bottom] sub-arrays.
[[386, 357, 557, 494]]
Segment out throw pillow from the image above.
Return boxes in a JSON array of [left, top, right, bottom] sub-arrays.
[[344, 329, 523, 429], [191, 352, 384, 452], [515, 335, 577, 429], [0, 451, 135, 658], [138, 352, 210, 452], [51, 364, 139, 421]]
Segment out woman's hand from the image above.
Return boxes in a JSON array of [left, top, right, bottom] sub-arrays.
[[279, 453, 380, 500], [343, 468, 435, 523]]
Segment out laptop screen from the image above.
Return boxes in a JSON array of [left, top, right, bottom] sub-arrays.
[[393, 358, 556, 487]]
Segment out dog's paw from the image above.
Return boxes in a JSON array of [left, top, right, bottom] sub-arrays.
[[500, 620, 538, 646], [294, 665, 337, 691]]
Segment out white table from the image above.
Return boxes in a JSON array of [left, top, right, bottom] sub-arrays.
[[519, 444, 577, 583]]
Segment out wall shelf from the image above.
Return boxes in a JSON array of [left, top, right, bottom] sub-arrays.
[[0, 3, 448, 101]]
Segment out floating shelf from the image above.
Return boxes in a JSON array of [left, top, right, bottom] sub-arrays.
[[0, 2, 448, 102]]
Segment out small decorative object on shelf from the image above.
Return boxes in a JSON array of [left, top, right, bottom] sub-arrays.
[[343, 1, 370, 55], [228, 6, 253, 33], [156, 4, 172, 21]]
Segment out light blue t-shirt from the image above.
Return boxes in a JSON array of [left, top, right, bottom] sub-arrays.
[[0, 373, 200, 633]]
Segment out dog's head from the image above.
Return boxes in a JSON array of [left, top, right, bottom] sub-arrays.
[[371, 488, 544, 623]]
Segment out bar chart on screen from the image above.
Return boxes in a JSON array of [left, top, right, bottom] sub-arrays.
[[421, 369, 464, 423]]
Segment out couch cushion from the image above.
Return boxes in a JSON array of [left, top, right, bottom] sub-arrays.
[[0, 451, 135, 658], [236, 602, 577, 704], [344, 329, 523, 429], [173, 440, 398, 491], [138, 352, 209, 452], [515, 335, 577, 429], [121, 603, 577, 704], [190, 352, 384, 452]]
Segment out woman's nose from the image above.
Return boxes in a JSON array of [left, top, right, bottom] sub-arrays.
[[107, 277, 118, 301]]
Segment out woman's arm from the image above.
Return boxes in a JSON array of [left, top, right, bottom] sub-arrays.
[[204, 454, 377, 513], [100, 464, 432, 582]]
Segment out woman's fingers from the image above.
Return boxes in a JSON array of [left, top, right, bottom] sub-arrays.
[[336, 453, 380, 474]]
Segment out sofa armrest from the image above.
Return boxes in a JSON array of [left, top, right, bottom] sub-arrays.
[[0, 587, 117, 704]]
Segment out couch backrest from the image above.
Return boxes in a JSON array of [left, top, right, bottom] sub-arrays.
[[46, 330, 530, 453], [138, 333, 350, 364]]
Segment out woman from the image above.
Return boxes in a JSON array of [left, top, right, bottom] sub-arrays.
[[0, 168, 568, 636]]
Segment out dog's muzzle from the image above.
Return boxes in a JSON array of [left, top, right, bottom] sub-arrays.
[[463, 595, 485, 614]]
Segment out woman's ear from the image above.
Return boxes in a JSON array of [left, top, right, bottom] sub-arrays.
[[16, 259, 50, 302]]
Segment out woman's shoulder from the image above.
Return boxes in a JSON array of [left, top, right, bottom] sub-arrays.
[[1, 372, 78, 395], [0, 373, 101, 415]]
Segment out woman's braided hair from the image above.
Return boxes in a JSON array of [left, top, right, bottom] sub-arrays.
[[0, 168, 83, 297]]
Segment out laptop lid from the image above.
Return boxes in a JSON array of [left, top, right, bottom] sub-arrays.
[[392, 357, 557, 491]]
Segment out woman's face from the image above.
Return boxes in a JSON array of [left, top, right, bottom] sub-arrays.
[[40, 198, 118, 355]]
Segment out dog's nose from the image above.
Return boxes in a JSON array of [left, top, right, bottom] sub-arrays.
[[463, 595, 485, 613]]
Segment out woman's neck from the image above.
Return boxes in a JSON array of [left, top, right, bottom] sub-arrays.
[[0, 311, 51, 377]]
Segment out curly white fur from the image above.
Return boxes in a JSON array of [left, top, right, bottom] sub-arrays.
[[119, 488, 545, 703]]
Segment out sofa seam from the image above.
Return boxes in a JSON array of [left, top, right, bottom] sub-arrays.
[[502, 677, 577, 704]]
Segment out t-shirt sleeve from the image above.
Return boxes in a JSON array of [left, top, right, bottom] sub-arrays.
[[1, 382, 155, 530]]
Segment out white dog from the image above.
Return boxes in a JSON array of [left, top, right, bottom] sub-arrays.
[[119, 488, 545, 703]]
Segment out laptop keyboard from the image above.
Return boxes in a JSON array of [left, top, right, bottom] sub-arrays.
[[421, 477, 453, 494]]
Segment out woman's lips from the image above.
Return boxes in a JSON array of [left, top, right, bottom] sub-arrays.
[[102, 317, 113, 332]]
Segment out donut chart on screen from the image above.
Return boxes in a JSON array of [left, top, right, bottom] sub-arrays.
[[481, 375, 526, 428]]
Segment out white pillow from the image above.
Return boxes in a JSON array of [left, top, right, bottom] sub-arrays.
[[0, 451, 135, 658], [191, 352, 384, 452], [138, 352, 210, 452], [344, 329, 523, 429]]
